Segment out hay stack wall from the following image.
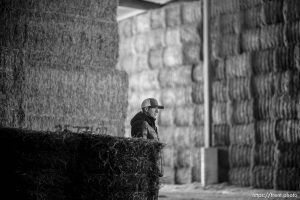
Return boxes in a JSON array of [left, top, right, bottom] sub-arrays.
[[118, 1, 203, 184], [211, 0, 300, 190], [0, 0, 128, 137]]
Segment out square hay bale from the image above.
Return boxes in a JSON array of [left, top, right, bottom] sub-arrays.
[[151, 8, 166, 29], [284, 21, 300, 46], [275, 142, 300, 168], [231, 100, 255, 124], [276, 120, 300, 143], [163, 46, 183, 67], [192, 62, 204, 83], [212, 124, 230, 147], [194, 104, 205, 126], [134, 34, 150, 53], [165, 3, 181, 28], [251, 166, 274, 189], [261, 0, 284, 26], [158, 108, 174, 127], [219, 12, 243, 35], [226, 53, 252, 78], [255, 97, 274, 120], [252, 143, 275, 166], [252, 73, 275, 97], [283, 0, 300, 23], [241, 6, 263, 29], [158, 67, 192, 88], [158, 126, 175, 147], [228, 77, 252, 101], [161, 166, 175, 184], [252, 49, 274, 74], [192, 82, 204, 104], [229, 123, 255, 145], [130, 70, 160, 91], [175, 148, 192, 169], [239, 0, 263, 10], [272, 95, 297, 119], [165, 27, 181, 46], [229, 144, 252, 168], [212, 102, 227, 125], [295, 45, 300, 71], [161, 87, 192, 107], [134, 12, 151, 34], [213, 59, 226, 81], [173, 127, 193, 149], [219, 34, 241, 58], [182, 43, 201, 64], [149, 48, 164, 70], [174, 106, 194, 127], [0, 127, 164, 200], [211, 0, 240, 16], [273, 47, 295, 72], [118, 18, 133, 39], [241, 28, 260, 52], [274, 167, 300, 190], [255, 120, 277, 144], [191, 126, 205, 148], [212, 80, 227, 102], [181, 1, 202, 24], [148, 29, 165, 50], [229, 167, 251, 187]]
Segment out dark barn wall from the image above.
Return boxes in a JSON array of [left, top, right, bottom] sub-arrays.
[[0, 0, 128, 136]]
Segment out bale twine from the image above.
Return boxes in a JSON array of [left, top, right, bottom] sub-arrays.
[[232, 100, 254, 124], [229, 123, 255, 145], [228, 77, 252, 101], [276, 120, 300, 143], [275, 142, 300, 169], [252, 49, 274, 74], [213, 124, 230, 146], [255, 120, 277, 144], [251, 166, 274, 189], [241, 28, 261, 52], [212, 81, 227, 102], [229, 144, 252, 168], [283, 21, 300, 46], [212, 102, 227, 124], [274, 167, 300, 190], [226, 53, 252, 78], [229, 167, 251, 187], [252, 143, 275, 166], [272, 95, 297, 120], [260, 24, 284, 50], [283, 0, 300, 23], [252, 73, 274, 97]]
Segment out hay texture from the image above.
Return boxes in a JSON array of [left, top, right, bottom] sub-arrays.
[[276, 120, 300, 143], [229, 123, 255, 145], [251, 166, 274, 189], [255, 120, 277, 144], [229, 167, 251, 187], [229, 144, 252, 168], [0, 127, 164, 200]]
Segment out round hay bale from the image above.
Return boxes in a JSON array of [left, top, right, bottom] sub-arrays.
[[241, 28, 260, 52], [213, 124, 230, 146], [283, 21, 300, 46], [212, 102, 227, 124], [255, 120, 277, 144], [252, 50, 274, 74], [252, 73, 274, 97], [228, 77, 252, 101], [232, 100, 254, 124], [229, 144, 252, 168], [226, 53, 252, 78], [260, 24, 284, 50], [229, 123, 255, 145], [251, 166, 274, 189], [212, 81, 227, 102], [194, 105, 204, 126], [283, 0, 300, 23]]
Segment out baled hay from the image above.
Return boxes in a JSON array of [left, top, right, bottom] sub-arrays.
[[211, 0, 239, 17], [229, 167, 251, 187], [212, 102, 227, 125], [284, 21, 300, 46], [217, 34, 241, 58], [194, 105, 205, 126], [229, 123, 255, 145], [283, 0, 300, 23], [260, 24, 284, 50], [275, 142, 300, 168], [273, 47, 295, 72], [192, 82, 204, 104], [226, 53, 252, 78], [274, 167, 300, 190], [255, 97, 274, 120], [213, 124, 230, 146], [272, 95, 297, 119], [274, 70, 300, 96], [252, 143, 275, 166], [252, 49, 274, 74], [252, 73, 274, 97], [295, 45, 300, 71], [229, 144, 252, 168], [213, 59, 226, 81], [231, 100, 255, 124], [212, 81, 227, 102], [261, 0, 284, 26], [255, 120, 277, 144], [239, 0, 263, 10], [276, 120, 300, 143], [241, 6, 263, 29], [219, 12, 242, 35], [228, 77, 252, 101], [241, 29, 261, 52], [251, 166, 274, 189]]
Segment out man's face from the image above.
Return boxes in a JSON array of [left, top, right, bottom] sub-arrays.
[[146, 107, 159, 119]]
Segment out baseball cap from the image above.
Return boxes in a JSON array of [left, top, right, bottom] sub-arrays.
[[141, 98, 164, 109]]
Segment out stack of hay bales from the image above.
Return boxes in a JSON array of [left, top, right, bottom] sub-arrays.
[[211, 0, 300, 190], [0, 127, 163, 200], [118, 1, 203, 184]]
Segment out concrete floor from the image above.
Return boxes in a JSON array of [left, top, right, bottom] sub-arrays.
[[158, 183, 300, 200]]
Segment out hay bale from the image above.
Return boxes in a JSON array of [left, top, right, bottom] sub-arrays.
[[283, 0, 300, 23], [241, 28, 260, 52], [255, 120, 277, 144], [175, 148, 192, 168], [148, 29, 165, 50], [219, 12, 242, 35], [213, 124, 230, 146], [158, 127, 175, 147], [165, 3, 181, 27], [229, 123, 255, 145], [275, 142, 300, 168], [163, 46, 183, 67], [134, 34, 149, 53], [256, 97, 274, 120], [212, 102, 227, 124], [174, 106, 194, 126], [276, 120, 300, 143], [194, 104, 204, 126], [191, 126, 205, 148], [252, 49, 274, 74], [229, 144, 252, 168], [239, 0, 263, 10], [211, 0, 240, 16], [158, 108, 174, 127], [226, 53, 252, 78], [165, 28, 181, 46], [161, 87, 192, 107], [180, 25, 201, 44], [158, 67, 192, 88], [272, 95, 297, 119], [228, 77, 252, 101], [241, 6, 263, 29], [229, 167, 251, 187], [218, 34, 241, 58], [252, 73, 274, 97], [212, 81, 227, 102], [151, 8, 166, 29], [149, 48, 164, 69], [213, 59, 226, 81], [192, 82, 204, 104], [273, 47, 295, 72], [260, 24, 284, 50], [130, 70, 159, 91], [274, 168, 300, 190], [161, 166, 175, 184], [251, 166, 274, 189], [181, 1, 202, 24], [252, 144, 275, 166], [118, 19, 132, 39], [283, 21, 300, 46], [192, 62, 203, 83], [232, 100, 254, 124], [133, 12, 151, 34], [261, 0, 284, 25], [175, 167, 191, 184], [162, 148, 175, 168]]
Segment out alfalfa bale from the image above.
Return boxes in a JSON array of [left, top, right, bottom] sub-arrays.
[[226, 53, 252, 78], [261, 0, 284, 26], [229, 167, 251, 187], [212, 102, 227, 125], [272, 95, 297, 119], [241, 28, 260, 52], [212, 124, 230, 146], [228, 77, 252, 101], [212, 81, 227, 102], [229, 144, 252, 168], [274, 167, 300, 190], [192, 82, 204, 104], [252, 49, 274, 74], [181, 1, 202, 24], [283, 21, 300, 46], [229, 123, 255, 145], [252, 73, 274, 97], [192, 62, 203, 83], [251, 166, 274, 189], [275, 142, 300, 168], [255, 120, 277, 144], [174, 106, 194, 126], [276, 120, 300, 143], [232, 100, 255, 124], [194, 104, 204, 126], [159, 66, 192, 88], [252, 143, 275, 166], [283, 0, 300, 23]]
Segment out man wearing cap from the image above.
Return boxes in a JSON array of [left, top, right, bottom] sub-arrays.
[[130, 98, 164, 141]]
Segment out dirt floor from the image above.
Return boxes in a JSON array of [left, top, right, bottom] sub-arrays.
[[158, 183, 300, 200]]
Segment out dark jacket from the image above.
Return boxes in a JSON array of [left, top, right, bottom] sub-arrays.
[[130, 111, 159, 141]]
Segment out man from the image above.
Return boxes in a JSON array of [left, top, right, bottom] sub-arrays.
[[130, 98, 164, 141]]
